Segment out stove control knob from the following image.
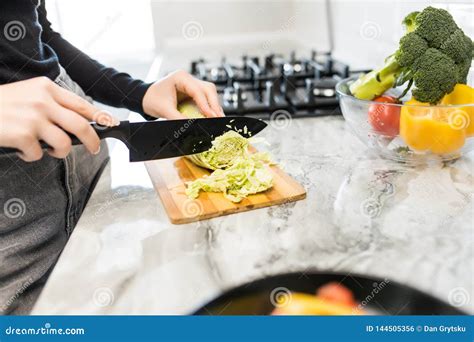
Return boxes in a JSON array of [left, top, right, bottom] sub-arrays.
[[191, 61, 198, 74], [223, 87, 233, 105], [301, 59, 310, 73], [265, 54, 274, 70], [290, 51, 296, 63], [210, 67, 220, 81], [191, 58, 204, 75], [264, 81, 275, 107], [242, 55, 248, 72], [305, 78, 315, 103], [325, 55, 333, 75], [234, 82, 246, 110]]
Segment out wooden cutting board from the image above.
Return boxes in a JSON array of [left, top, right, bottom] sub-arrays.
[[145, 153, 306, 224]]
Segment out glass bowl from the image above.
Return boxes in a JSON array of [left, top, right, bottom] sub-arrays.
[[336, 76, 474, 164]]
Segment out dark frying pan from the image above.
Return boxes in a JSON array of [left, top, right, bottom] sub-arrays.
[[194, 272, 464, 315]]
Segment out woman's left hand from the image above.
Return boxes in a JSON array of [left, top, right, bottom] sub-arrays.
[[142, 70, 224, 119]]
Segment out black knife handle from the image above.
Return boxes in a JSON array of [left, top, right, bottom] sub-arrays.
[[0, 121, 130, 155]]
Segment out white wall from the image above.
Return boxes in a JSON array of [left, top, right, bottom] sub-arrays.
[[150, 0, 297, 51], [150, 0, 473, 70], [46, 0, 155, 73], [293, 0, 473, 69], [151, 0, 293, 38], [46, 0, 156, 120]]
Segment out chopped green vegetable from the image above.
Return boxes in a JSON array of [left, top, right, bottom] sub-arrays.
[[186, 130, 250, 170], [177, 101, 203, 118], [185, 155, 273, 203], [178, 100, 275, 202]]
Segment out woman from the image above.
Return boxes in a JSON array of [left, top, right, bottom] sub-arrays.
[[0, 0, 223, 314]]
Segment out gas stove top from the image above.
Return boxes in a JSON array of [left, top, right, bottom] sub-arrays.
[[189, 50, 353, 118]]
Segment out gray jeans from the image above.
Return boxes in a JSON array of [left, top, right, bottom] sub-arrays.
[[0, 67, 109, 314]]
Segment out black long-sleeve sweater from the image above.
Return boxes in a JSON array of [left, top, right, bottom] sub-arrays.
[[0, 0, 151, 116]]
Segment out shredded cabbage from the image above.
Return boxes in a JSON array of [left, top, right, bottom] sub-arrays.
[[178, 100, 274, 202], [186, 130, 249, 170], [185, 156, 273, 203]]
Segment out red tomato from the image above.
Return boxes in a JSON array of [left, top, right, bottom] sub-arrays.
[[316, 282, 356, 307], [368, 95, 401, 137]]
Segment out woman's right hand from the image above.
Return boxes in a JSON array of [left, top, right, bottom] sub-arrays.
[[0, 77, 118, 162]]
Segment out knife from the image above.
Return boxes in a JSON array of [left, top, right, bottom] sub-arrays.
[[0, 117, 267, 162]]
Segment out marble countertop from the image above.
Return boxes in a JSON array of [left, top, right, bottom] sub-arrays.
[[33, 51, 474, 315]]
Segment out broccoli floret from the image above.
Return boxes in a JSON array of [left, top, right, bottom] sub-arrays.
[[456, 59, 471, 84], [440, 29, 472, 64], [412, 48, 457, 103], [413, 6, 458, 48], [350, 6, 473, 104], [396, 32, 428, 67]]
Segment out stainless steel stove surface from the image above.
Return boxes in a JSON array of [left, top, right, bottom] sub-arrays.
[[188, 50, 355, 118]]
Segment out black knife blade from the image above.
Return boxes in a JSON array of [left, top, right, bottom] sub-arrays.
[[0, 117, 267, 162], [127, 117, 267, 162]]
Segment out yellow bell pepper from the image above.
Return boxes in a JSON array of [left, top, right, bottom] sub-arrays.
[[440, 84, 474, 136], [400, 85, 474, 155], [271, 293, 359, 315]]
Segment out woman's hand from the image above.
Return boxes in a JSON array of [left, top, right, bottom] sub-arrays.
[[0, 77, 119, 162], [142, 70, 224, 119]]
